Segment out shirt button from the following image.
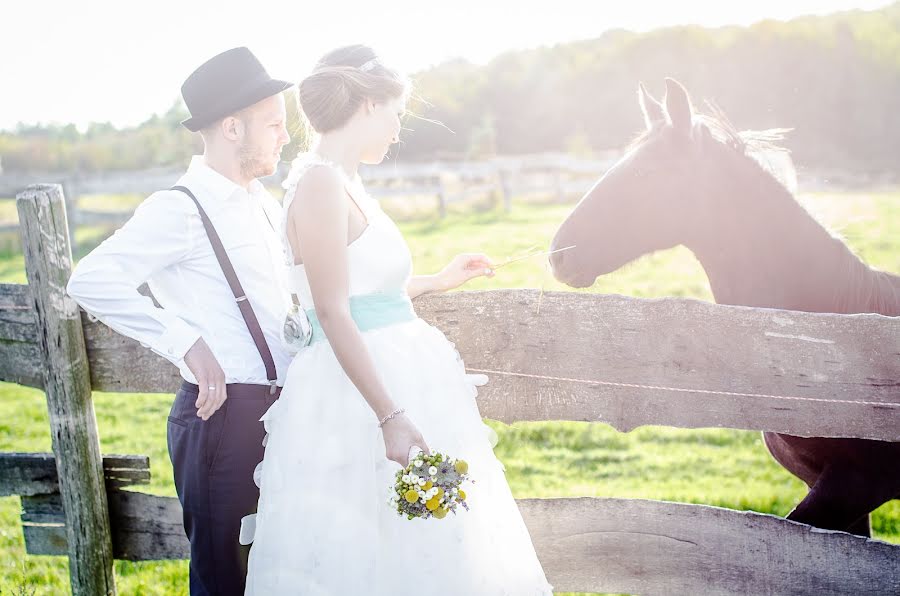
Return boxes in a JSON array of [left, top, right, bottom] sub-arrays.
[[167, 348, 174, 355]]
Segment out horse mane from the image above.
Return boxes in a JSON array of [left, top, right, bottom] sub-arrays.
[[701, 108, 900, 314], [696, 102, 797, 193]]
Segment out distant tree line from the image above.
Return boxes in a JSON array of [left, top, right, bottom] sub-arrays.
[[2, 2, 898, 174]]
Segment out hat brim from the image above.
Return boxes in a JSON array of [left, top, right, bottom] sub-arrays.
[[182, 78, 293, 132]]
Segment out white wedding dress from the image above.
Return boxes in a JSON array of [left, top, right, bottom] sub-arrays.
[[243, 154, 554, 595]]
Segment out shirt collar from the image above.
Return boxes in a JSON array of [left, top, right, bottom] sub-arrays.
[[186, 155, 267, 201]]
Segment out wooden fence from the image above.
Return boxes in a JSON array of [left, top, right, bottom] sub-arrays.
[[0, 153, 613, 245], [0, 184, 898, 595]]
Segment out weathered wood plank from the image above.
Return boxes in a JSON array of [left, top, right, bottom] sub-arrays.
[[0, 453, 150, 497], [106, 490, 189, 561], [17, 184, 117, 595], [81, 312, 182, 393], [22, 521, 68, 556], [0, 284, 38, 342], [21, 493, 64, 523], [76, 290, 900, 440], [10, 284, 898, 439], [519, 498, 900, 595], [0, 339, 44, 389], [420, 291, 900, 441], [22, 493, 900, 594], [20, 491, 189, 561], [0, 283, 44, 388]]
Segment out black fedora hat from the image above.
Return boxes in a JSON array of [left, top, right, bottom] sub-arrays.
[[181, 47, 292, 132]]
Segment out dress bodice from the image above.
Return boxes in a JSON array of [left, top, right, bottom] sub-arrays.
[[280, 154, 413, 310]]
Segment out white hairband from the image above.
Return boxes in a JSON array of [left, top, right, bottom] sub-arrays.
[[359, 58, 379, 73]]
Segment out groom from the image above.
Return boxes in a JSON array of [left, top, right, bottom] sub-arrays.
[[66, 47, 294, 595]]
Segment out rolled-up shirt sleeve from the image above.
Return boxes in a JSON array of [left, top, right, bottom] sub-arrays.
[[66, 190, 203, 365]]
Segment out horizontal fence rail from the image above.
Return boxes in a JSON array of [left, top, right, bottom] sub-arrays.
[[2, 287, 897, 440], [6, 456, 898, 596]]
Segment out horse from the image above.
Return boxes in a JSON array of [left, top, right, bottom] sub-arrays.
[[549, 77, 900, 537]]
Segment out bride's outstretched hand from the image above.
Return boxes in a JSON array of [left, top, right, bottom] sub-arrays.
[[382, 414, 430, 467], [438, 253, 495, 291]]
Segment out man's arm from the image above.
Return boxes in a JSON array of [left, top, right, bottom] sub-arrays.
[[66, 189, 202, 365]]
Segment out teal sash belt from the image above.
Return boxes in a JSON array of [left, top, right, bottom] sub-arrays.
[[306, 291, 416, 345]]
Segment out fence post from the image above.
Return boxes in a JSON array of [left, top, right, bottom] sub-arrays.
[[16, 184, 116, 595]]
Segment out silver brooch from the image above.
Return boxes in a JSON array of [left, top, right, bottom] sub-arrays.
[[282, 303, 313, 352]]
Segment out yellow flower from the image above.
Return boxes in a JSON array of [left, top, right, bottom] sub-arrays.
[[433, 507, 448, 519], [436, 487, 445, 498], [423, 480, 433, 490], [426, 497, 440, 511], [454, 460, 468, 474], [404, 489, 419, 503], [458, 490, 467, 500]]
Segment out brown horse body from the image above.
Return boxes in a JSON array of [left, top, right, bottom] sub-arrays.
[[550, 78, 900, 537]]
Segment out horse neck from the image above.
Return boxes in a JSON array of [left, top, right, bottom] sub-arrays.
[[684, 151, 898, 315]]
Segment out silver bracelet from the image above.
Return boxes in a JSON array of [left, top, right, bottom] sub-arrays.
[[378, 407, 406, 428]]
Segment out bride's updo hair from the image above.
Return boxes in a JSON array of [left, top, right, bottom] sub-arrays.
[[298, 45, 410, 135]]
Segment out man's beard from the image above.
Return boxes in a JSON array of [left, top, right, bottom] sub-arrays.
[[239, 143, 277, 180]]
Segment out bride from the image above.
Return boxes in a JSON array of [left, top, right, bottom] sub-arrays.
[[243, 45, 554, 595]]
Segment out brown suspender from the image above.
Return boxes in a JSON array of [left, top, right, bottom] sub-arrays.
[[172, 185, 279, 394]]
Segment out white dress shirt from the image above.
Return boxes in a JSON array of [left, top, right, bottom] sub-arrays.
[[67, 156, 293, 386]]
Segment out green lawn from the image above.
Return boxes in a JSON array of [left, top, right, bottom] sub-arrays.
[[1, 190, 897, 595]]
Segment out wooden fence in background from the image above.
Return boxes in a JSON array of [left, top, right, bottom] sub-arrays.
[[0, 185, 898, 595], [0, 154, 612, 249]]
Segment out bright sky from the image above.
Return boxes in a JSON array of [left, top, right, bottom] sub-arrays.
[[1, 0, 892, 131]]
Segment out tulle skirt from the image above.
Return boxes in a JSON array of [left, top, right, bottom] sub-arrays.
[[244, 317, 554, 595]]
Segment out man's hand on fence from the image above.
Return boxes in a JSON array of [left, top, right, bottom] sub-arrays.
[[183, 338, 226, 421]]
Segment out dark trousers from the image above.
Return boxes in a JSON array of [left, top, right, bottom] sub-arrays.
[[167, 381, 280, 596]]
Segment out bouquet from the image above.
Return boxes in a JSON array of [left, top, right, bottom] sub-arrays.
[[390, 448, 471, 520]]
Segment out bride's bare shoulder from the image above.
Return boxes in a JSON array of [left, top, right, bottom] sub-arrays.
[[287, 164, 346, 220]]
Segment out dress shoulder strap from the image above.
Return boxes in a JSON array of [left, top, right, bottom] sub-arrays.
[[280, 153, 375, 266]]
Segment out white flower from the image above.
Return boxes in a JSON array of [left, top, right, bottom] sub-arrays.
[[418, 491, 426, 498], [417, 478, 426, 486], [410, 474, 419, 483], [414, 459, 423, 467], [452, 487, 458, 493], [428, 466, 438, 476], [402, 475, 410, 483]]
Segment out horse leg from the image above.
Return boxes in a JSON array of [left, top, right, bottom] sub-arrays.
[[786, 464, 888, 536], [844, 514, 872, 538], [765, 433, 900, 536]]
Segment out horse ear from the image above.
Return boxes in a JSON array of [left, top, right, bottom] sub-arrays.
[[664, 78, 693, 132], [638, 82, 666, 130]]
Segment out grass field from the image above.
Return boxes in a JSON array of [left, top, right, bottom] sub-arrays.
[[0, 189, 897, 595]]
